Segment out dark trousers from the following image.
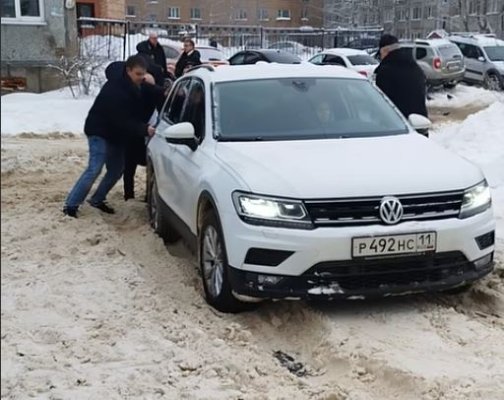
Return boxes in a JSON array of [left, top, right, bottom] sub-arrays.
[[123, 137, 146, 199]]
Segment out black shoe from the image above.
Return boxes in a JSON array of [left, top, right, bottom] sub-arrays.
[[88, 201, 115, 214], [63, 207, 78, 218], [124, 193, 135, 201]]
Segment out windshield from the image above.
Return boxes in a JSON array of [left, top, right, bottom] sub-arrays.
[[347, 54, 379, 65], [198, 48, 226, 61], [267, 52, 302, 63], [215, 78, 408, 141], [484, 46, 504, 61]]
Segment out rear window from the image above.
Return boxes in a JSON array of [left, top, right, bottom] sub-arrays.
[[347, 54, 378, 66], [198, 48, 226, 61], [267, 52, 302, 64], [438, 45, 462, 59]]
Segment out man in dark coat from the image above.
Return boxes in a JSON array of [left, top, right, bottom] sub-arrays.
[[136, 32, 168, 79], [175, 38, 202, 78], [136, 42, 165, 86], [375, 34, 428, 119], [63, 55, 159, 218]]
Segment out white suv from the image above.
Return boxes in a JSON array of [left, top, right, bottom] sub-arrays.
[[147, 64, 495, 313]]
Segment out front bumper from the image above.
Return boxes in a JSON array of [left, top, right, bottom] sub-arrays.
[[228, 252, 494, 300]]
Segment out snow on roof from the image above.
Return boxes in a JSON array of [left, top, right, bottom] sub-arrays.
[[322, 48, 369, 56], [450, 34, 504, 46], [188, 63, 366, 82]]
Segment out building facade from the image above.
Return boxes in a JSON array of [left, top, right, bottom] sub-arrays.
[[1, 0, 78, 92], [324, 0, 504, 39], [124, 0, 324, 28], [76, 0, 126, 20]]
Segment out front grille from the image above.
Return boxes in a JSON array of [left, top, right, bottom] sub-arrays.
[[305, 252, 472, 291], [304, 190, 464, 227]]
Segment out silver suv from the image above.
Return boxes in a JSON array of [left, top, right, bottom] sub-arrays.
[[400, 39, 465, 89], [449, 34, 504, 91]]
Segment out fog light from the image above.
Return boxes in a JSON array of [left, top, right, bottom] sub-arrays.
[[257, 274, 283, 286], [474, 253, 493, 270]]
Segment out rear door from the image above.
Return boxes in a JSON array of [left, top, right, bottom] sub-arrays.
[[437, 44, 464, 74], [454, 42, 485, 82]]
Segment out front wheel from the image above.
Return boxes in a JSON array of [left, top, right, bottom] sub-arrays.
[[199, 211, 250, 313]]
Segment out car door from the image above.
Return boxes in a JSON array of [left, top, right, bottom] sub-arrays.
[[154, 78, 192, 216], [229, 51, 246, 65], [163, 79, 208, 230], [244, 52, 262, 64], [456, 42, 484, 82]]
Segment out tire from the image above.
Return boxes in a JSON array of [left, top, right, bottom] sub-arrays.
[[199, 210, 250, 313], [147, 171, 180, 243], [443, 284, 472, 295], [483, 73, 502, 91]]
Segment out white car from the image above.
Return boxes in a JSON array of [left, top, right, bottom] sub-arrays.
[[147, 64, 495, 313], [309, 48, 379, 78]]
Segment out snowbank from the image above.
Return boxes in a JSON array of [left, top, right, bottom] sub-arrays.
[[427, 85, 503, 109], [1, 89, 93, 136]]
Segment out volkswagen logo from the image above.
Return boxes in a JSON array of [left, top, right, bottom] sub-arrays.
[[379, 196, 403, 225]]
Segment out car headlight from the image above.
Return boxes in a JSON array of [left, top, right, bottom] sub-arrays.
[[232, 192, 313, 229], [459, 180, 492, 219]]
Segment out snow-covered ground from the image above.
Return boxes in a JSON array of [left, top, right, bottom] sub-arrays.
[[1, 85, 503, 399]]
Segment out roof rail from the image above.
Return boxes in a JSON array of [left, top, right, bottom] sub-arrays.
[[186, 64, 215, 73]]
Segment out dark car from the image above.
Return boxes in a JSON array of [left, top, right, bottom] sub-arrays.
[[229, 49, 302, 65]]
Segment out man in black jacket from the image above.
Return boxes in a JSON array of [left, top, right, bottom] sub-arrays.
[[63, 55, 159, 218], [375, 34, 428, 120], [175, 38, 202, 78], [136, 33, 168, 79]]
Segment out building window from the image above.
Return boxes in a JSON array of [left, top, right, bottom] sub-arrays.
[[148, 13, 156, 21], [190, 7, 201, 20], [400, 8, 409, 21], [234, 8, 247, 21], [168, 7, 180, 19], [1, 0, 44, 23], [384, 9, 393, 22], [468, 1, 479, 15], [301, 7, 309, 21], [126, 5, 136, 17], [277, 9, 291, 20], [257, 8, 269, 21], [488, 0, 499, 14], [412, 6, 422, 20], [425, 6, 434, 19]]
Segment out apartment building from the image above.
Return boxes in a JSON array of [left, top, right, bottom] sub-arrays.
[[324, 0, 503, 39], [124, 0, 323, 28]]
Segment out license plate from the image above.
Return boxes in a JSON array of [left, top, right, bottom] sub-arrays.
[[447, 64, 460, 71], [352, 232, 436, 258]]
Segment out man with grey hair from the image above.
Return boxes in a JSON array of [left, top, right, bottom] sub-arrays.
[[375, 34, 428, 122], [136, 32, 168, 80]]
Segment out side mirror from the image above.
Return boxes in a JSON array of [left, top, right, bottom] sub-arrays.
[[477, 56, 485, 62], [160, 122, 198, 151], [408, 114, 432, 133]]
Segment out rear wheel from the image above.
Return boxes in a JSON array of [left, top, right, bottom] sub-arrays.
[[484, 73, 502, 91], [147, 172, 180, 243], [199, 210, 250, 313]]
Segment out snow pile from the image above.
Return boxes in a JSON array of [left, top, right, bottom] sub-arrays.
[[1, 89, 93, 136], [427, 85, 503, 109]]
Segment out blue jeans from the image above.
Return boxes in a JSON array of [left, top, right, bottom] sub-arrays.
[[65, 136, 124, 209]]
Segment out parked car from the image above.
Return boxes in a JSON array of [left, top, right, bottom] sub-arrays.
[[373, 39, 466, 89], [449, 34, 504, 90], [344, 37, 379, 52], [268, 40, 310, 55], [309, 48, 379, 78], [162, 44, 229, 77], [147, 63, 495, 313], [229, 49, 302, 65]]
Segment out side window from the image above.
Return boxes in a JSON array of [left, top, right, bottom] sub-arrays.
[[310, 54, 324, 65], [459, 43, 479, 59], [323, 55, 346, 66], [230, 52, 246, 65], [416, 47, 427, 60], [245, 52, 261, 64], [181, 80, 206, 142], [164, 79, 191, 124]]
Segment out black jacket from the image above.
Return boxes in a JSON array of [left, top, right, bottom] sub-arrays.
[[175, 50, 202, 78], [84, 62, 165, 145], [375, 47, 428, 118], [136, 40, 168, 76], [136, 42, 165, 86]]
